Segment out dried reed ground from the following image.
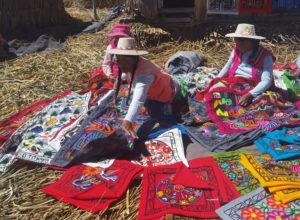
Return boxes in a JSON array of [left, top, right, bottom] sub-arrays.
[[0, 7, 300, 220]]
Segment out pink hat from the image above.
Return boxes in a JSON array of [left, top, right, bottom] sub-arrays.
[[107, 24, 131, 38]]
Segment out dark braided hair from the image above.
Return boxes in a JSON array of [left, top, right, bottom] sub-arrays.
[[126, 56, 140, 105], [115, 67, 122, 104], [247, 39, 260, 65], [114, 56, 140, 105]]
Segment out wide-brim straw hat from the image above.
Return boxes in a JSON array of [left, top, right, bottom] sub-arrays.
[[225, 23, 266, 40], [106, 37, 148, 56]]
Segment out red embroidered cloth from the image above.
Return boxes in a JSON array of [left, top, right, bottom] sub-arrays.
[[42, 160, 142, 213], [138, 157, 240, 219]]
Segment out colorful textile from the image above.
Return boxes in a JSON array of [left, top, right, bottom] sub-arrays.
[[216, 187, 300, 220], [138, 157, 240, 219], [264, 126, 300, 144], [132, 128, 188, 167], [184, 121, 262, 152], [0, 90, 71, 148], [182, 96, 263, 152], [51, 87, 150, 167], [182, 97, 211, 126], [204, 77, 300, 134], [43, 160, 142, 213], [240, 154, 300, 203], [0, 92, 90, 172], [273, 69, 288, 91], [174, 66, 218, 95], [87, 68, 114, 107], [255, 136, 300, 161], [213, 151, 260, 195], [283, 70, 300, 100], [274, 62, 300, 77]]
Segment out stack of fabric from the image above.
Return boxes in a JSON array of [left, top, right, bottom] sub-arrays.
[[255, 126, 300, 160], [240, 154, 300, 203]]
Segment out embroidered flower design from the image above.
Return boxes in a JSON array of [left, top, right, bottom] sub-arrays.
[[292, 214, 300, 220], [267, 210, 290, 220], [241, 207, 265, 220], [82, 166, 101, 176], [46, 117, 58, 126], [267, 197, 290, 209]]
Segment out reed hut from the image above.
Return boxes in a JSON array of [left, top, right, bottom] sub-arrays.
[[126, 0, 207, 24], [0, 0, 71, 32]]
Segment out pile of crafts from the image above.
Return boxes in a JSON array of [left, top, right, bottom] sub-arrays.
[[1, 51, 300, 219]]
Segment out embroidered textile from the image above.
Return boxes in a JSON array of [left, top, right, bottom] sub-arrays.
[[216, 187, 300, 220], [204, 77, 300, 134], [42, 160, 142, 213], [138, 157, 240, 219], [132, 128, 188, 167], [0, 92, 90, 172], [213, 151, 260, 195]]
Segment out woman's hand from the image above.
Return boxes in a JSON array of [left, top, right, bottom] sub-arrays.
[[122, 120, 138, 139], [239, 93, 254, 107]]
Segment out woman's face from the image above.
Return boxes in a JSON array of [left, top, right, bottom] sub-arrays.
[[116, 55, 138, 73], [234, 38, 255, 53]]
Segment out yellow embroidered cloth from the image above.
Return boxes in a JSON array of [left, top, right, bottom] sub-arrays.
[[240, 154, 300, 203]]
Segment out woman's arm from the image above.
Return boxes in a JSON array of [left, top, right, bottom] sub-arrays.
[[124, 73, 154, 122], [217, 50, 234, 78], [249, 55, 273, 97]]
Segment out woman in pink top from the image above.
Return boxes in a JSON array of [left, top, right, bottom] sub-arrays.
[[101, 24, 132, 79], [88, 24, 132, 105], [90, 24, 132, 80]]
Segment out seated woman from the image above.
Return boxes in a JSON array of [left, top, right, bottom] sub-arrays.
[[107, 38, 187, 138], [102, 24, 131, 79], [218, 23, 275, 107], [88, 24, 131, 106]]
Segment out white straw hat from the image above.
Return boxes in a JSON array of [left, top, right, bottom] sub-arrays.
[[106, 37, 148, 56], [225, 23, 265, 40]]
